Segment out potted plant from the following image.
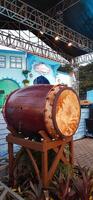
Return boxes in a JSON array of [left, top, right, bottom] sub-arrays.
[[22, 79, 30, 86], [22, 70, 30, 79]]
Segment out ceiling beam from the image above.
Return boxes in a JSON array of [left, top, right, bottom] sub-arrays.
[[73, 52, 93, 66], [0, 0, 93, 53], [46, 0, 80, 21], [0, 29, 69, 64]]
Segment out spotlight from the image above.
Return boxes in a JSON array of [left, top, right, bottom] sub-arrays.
[[40, 30, 44, 35], [55, 36, 59, 41], [68, 42, 72, 47]]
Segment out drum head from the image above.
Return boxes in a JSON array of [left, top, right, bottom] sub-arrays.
[[52, 88, 80, 137]]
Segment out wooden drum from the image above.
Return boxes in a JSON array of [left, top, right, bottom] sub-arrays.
[[4, 84, 80, 139]]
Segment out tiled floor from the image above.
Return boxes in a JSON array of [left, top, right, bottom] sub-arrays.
[[74, 137, 93, 169]]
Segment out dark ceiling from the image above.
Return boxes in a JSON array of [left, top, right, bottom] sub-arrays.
[[0, 0, 93, 59]]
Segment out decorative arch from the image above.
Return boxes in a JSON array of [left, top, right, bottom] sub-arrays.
[[33, 75, 50, 84], [0, 78, 20, 107]]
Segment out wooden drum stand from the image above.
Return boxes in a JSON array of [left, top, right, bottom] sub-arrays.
[[6, 131, 73, 189]]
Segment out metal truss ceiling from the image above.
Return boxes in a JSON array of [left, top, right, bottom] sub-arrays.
[[47, 0, 80, 21], [0, 30, 69, 64], [74, 52, 93, 66], [0, 0, 93, 53]]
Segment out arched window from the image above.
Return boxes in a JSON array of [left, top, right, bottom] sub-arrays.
[[0, 78, 20, 107], [33, 75, 50, 84]]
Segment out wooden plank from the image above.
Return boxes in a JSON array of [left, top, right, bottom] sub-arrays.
[[6, 134, 43, 151], [42, 140, 48, 188], [0, 124, 7, 129], [46, 137, 72, 150], [0, 130, 9, 135]]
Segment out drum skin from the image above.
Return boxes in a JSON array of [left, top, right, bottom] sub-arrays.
[[4, 84, 81, 139]]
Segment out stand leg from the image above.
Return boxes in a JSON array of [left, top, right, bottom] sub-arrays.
[[7, 134, 74, 188], [8, 143, 14, 187], [42, 142, 48, 188]]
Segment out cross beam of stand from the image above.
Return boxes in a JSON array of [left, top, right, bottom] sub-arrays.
[[6, 133, 73, 189]]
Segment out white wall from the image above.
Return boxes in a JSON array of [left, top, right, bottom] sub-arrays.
[[55, 72, 72, 87], [0, 50, 27, 87]]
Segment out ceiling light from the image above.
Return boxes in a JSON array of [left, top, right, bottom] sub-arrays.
[[68, 42, 72, 47], [55, 36, 59, 41]]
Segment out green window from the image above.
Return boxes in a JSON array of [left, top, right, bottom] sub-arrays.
[[10, 56, 22, 68], [0, 56, 6, 68]]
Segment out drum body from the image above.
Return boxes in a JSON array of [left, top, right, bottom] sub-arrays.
[[4, 84, 81, 138]]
